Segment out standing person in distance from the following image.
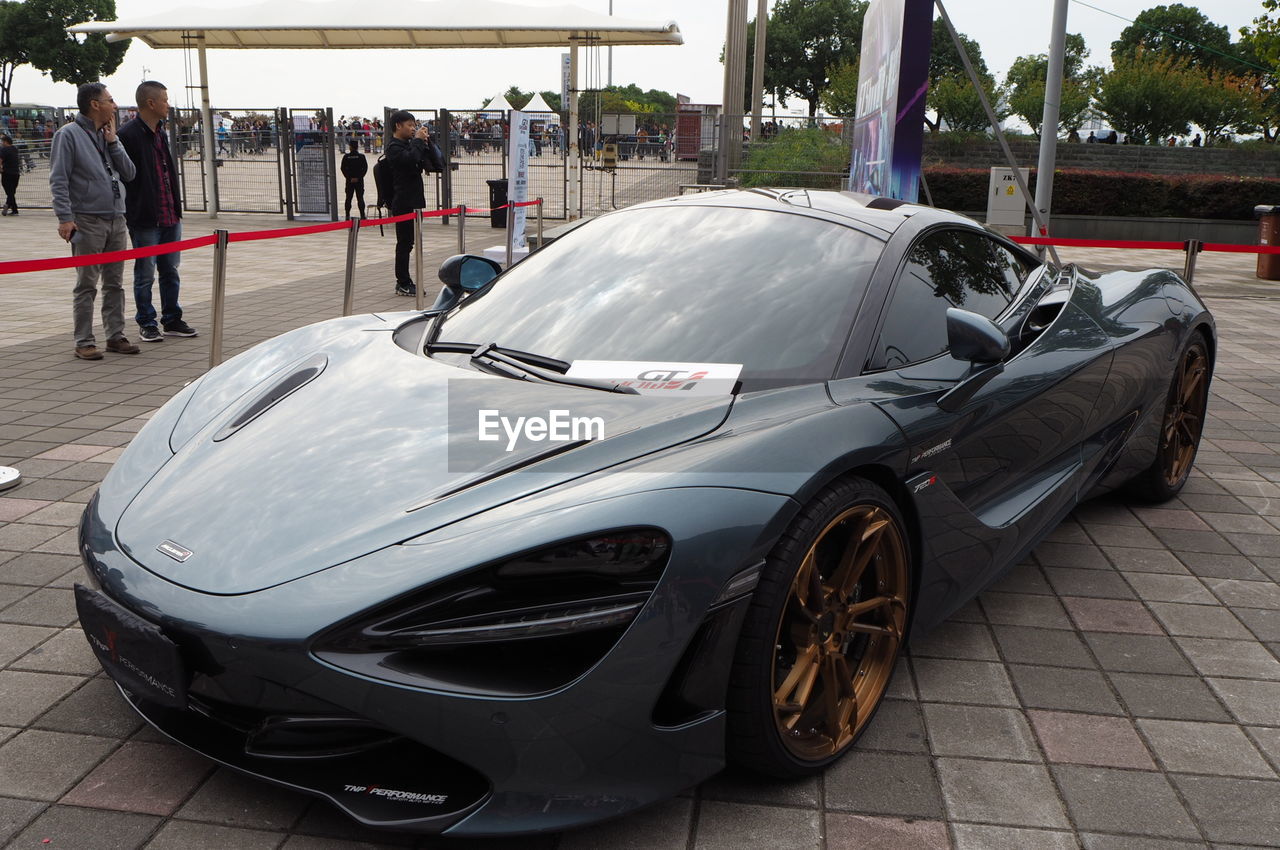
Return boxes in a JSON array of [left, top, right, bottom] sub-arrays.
[[341, 139, 367, 220], [383, 110, 439, 297], [118, 80, 197, 343], [0, 134, 19, 215], [49, 83, 140, 361]]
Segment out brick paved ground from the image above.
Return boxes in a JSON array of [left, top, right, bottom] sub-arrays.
[[1, 208, 1279, 848]]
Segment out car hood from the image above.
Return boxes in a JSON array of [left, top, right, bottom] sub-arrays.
[[115, 329, 732, 595]]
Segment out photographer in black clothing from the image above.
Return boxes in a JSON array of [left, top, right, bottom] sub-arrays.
[[384, 110, 442, 297], [0, 135, 19, 215], [340, 139, 367, 220]]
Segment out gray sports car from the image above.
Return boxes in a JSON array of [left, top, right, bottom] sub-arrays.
[[76, 189, 1213, 836]]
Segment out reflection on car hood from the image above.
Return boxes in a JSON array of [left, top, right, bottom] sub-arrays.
[[115, 330, 732, 595]]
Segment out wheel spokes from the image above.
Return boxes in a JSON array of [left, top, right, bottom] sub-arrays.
[[828, 515, 888, 603]]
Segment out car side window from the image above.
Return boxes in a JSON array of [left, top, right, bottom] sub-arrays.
[[874, 229, 1022, 369]]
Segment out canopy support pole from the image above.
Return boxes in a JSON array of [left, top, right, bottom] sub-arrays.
[[749, 0, 767, 142], [1032, 0, 1069, 240], [568, 40, 580, 220], [196, 32, 218, 218]]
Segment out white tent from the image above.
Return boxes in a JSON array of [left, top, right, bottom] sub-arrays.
[[479, 94, 516, 117], [69, 0, 682, 218], [522, 92, 559, 119]]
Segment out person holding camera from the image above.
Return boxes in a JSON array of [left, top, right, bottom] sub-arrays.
[[383, 110, 442, 297]]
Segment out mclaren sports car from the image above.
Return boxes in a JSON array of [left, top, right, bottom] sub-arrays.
[[76, 189, 1214, 836]]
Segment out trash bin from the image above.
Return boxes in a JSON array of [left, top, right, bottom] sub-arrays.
[[1256, 205, 1280, 280], [486, 178, 508, 229]]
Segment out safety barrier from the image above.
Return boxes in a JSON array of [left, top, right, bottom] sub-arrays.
[[0, 199, 544, 369], [1009, 235, 1280, 289]]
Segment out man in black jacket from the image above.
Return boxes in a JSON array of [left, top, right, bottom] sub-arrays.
[[384, 109, 440, 296], [118, 80, 196, 342], [340, 139, 367, 220], [0, 135, 19, 215]]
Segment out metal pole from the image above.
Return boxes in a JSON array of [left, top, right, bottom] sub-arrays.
[[325, 106, 338, 222], [196, 33, 218, 218], [568, 41, 581, 220], [208, 229, 229, 368], [342, 217, 359, 316], [1183, 239, 1201, 286], [279, 107, 295, 221], [608, 0, 613, 87], [721, 0, 749, 176], [505, 200, 515, 267], [536, 197, 544, 248], [457, 203, 467, 254], [934, 0, 1060, 267], [1032, 0, 1069, 239], [414, 209, 425, 310], [749, 0, 768, 143]]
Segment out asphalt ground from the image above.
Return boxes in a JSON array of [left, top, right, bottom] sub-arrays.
[[0, 207, 1279, 849]]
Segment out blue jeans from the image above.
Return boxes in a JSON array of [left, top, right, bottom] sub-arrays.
[[130, 223, 184, 329]]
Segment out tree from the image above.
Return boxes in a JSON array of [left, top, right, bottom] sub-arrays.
[[1111, 4, 1232, 71], [1095, 55, 1198, 144], [0, 0, 129, 108], [929, 18, 989, 86], [1004, 34, 1099, 137], [576, 84, 678, 119], [925, 18, 992, 132], [819, 59, 859, 116], [1186, 69, 1269, 143], [503, 86, 532, 110], [930, 73, 1006, 132], [739, 0, 867, 117], [1232, 32, 1280, 142]]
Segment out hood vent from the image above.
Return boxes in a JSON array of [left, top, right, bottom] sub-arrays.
[[213, 354, 328, 442]]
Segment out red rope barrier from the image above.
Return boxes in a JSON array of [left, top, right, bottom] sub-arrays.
[[227, 220, 351, 243], [1202, 242, 1280, 255], [1010, 236, 1187, 251], [0, 234, 219, 275]]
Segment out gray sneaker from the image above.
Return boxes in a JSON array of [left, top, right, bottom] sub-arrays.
[[139, 326, 163, 342]]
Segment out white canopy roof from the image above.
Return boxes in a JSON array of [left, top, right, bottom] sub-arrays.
[[480, 93, 516, 113], [68, 0, 683, 49], [522, 92, 557, 115]]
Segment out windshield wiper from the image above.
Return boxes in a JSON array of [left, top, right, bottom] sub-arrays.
[[431, 341, 639, 395]]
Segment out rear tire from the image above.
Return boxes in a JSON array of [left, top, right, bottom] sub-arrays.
[[1129, 336, 1211, 503], [726, 477, 911, 778]]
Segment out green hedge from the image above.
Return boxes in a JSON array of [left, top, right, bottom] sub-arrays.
[[924, 167, 1280, 220]]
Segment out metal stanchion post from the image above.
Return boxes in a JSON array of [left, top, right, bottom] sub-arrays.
[[458, 204, 467, 255], [208, 229, 229, 369], [505, 202, 514, 268], [342, 217, 360, 317], [536, 197, 544, 248], [1183, 239, 1202, 286], [414, 209, 425, 311]]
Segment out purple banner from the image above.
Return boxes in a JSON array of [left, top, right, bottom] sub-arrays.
[[849, 0, 933, 202]]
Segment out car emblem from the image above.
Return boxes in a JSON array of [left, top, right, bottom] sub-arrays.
[[157, 540, 193, 562]]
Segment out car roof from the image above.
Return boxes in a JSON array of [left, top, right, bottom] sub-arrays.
[[629, 188, 971, 238]]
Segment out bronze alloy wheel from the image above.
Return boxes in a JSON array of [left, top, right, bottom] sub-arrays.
[[1161, 340, 1210, 489], [770, 504, 909, 761]]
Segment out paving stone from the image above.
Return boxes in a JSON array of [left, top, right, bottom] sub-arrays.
[[1204, 578, 1280, 609], [1125, 573, 1216, 605], [991, 624, 1095, 668], [0, 729, 115, 800], [1044, 567, 1134, 599], [1139, 718, 1274, 777], [922, 703, 1040, 761], [0, 670, 81, 726], [0, 796, 45, 844], [0, 622, 55, 667], [952, 824, 1077, 850], [1030, 710, 1154, 769], [1248, 726, 1280, 772], [1033, 542, 1111, 569], [853, 698, 927, 754], [0, 586, 77, 627], [1152, 527, 1239, 555], [1087, 523, 1163, 549], [906, 621, 998, 661], [1008, 664, 1124, 714], [1079, 834, 1204, 850], [1175, 636, 1280, 680], [1109, 672, 1231, 721], [0, 522, 63, 552], [1134, 506, 1210, 530], [1237, 607, 1280, 641], [823, 752, 943, 819], [935, 758, 1068, 828], [0, 498, 51, 522], [33, 677, 143, 738], [1084, 633, 1195, 675], [693, 801, 820, 850], [985, 562, 1052, 595], [0, 552, 82, 586], [912, 658, 1018, 707], [1171, 775, 1280, 845], [1061, 597, 1164, 634], [10, 804, 160, 849], [62, 741, 214, 816], [1179, 551, 1267, 580], [13, 628, 99, 674], [1207, 678, 1280, 726], [884, 656, 915, 700], [1147, 601, 1254, 639], [978, 592, 1072, 629], [1053, 765, 1199, 840], [700, 769, 819, 808], [177, 767, 311, 830], [825, 814, 949, 850], [1103, 547, 1188, 574], [0, 583, 34, 613]]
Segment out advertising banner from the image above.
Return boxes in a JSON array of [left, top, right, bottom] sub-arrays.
[[849, 0, 933, 201], [507, 110, 530, 250]]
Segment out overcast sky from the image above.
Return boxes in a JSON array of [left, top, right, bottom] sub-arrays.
[[7, 0, 1272, 116]]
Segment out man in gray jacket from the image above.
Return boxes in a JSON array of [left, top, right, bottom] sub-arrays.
[[49, 83, 139, 360]]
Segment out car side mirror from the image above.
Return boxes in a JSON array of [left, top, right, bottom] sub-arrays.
[[438, 254, 502, 296], [947, 308, 1010, 364]]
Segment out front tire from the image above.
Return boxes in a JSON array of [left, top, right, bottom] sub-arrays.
[[1130, 335, 1211, 502], [726, 477, 911, 778]]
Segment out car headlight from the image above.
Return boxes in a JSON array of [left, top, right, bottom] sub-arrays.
[[312, 530, 671, 695]]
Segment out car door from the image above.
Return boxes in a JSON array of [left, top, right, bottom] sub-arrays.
[[846, 227, 1114, 613]]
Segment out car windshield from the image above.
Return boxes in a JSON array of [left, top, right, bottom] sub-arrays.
[[436, 205, 882, 384]]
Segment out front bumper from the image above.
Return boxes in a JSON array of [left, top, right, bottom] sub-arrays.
[[79, 485, 794, 836]]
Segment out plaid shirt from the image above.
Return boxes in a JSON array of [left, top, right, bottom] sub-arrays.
[[152, 122, 178, 228]]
